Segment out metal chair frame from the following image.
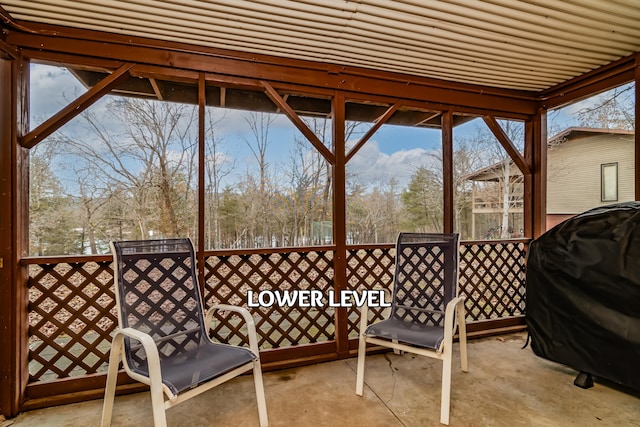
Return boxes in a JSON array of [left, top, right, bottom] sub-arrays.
[[355, 232, 468, 425], [101, 238, 268, 427]]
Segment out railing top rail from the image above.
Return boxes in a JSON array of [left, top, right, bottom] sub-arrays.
[[20, 239, 531, 265]]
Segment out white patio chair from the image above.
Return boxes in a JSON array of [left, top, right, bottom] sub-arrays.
[[101, 238, 268, 427], [355, 232, 468, 425]]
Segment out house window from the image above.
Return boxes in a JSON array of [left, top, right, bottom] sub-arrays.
[[601, 163, 618, 202]]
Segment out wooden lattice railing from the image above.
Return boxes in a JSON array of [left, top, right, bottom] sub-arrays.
[[26, 256, 116, 382], [203, 247, 335, 349], [345, 239, 528, 338], [24, 239, 528, 385], [458, 240, 528, 320]]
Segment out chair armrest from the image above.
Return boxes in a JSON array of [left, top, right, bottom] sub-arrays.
[[444, 296, 465, 319], [112, 327, 166, 395], [115, 327, 160, 359], [205, 304, 261, 357], [443, 297, 466, 348], [358, 285, 393, 335]]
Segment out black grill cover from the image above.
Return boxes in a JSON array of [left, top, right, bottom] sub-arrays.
[[526, 201, 640, 390]]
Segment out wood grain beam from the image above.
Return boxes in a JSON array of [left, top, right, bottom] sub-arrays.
[[262, 80, 335, 164], [7, 28, 538, 116], [0, 39, 17, 59], [197, 73, 206, 295], [345, 103, 399, 163], [332, 92, 349, 359], [220, 87, 226, 108], [539, 54, 635, 110], [442, 111, 454, 233], [482, 115, 531, 175], [149, 78, 163, 100], [523, 120, 534, 238], [635, 55, 640, 201], [532, 109, 547, 237], [415, 112, 441, 126], [20, 63, 134, 149]]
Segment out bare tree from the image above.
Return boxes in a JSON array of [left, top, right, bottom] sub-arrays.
[[29, 144, 78, 255], [472, 120, 524, 239], [56, 97, 198, 240], [204, 110, 235, 249], [278, 135, 330, 245], [241, 112, 277, 246], [73, 166, 113, 254], [302, 116, 335, 221], [577, 84, 634, 130]]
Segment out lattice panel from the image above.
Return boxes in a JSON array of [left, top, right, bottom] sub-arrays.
[[117, 251, 203, 367], [346, 240, 528, 334], [204, 250, 335, 349], [393, 244, 448, 325], [28, 261, 116, 382], [25, 241, 527, 384], [459, 241, 527, 321], [346, 246, 395, 338]]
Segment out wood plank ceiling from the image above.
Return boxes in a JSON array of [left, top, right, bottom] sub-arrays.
[[2, 0, 640, 92]]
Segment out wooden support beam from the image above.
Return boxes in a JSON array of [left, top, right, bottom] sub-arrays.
[[345, 103, 399, 163], [0, 39, 18, 59], [220, 87, 226, 108], [482, 115, 531, 175], [332, 92, 349, 359], [0, 55, 30, 418], [523, 120, 534, 238], [197, 73, 206, 295], [0, 55, 16, 419], [6, 28, 539, 115], [261, 80, 335, 164], [415, 112, 441, 126], [540, 54, 635, 110], [442, 111, 454, 233], [274, 94, 290, 114], [532, 109, 547, 237], [635, 55, 640, 201], [20, 63, 134, 149], [149, 78, 163, 100]]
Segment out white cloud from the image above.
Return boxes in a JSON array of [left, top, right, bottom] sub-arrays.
[[347, 140, 439, 189], [30, 64, 87, 127]]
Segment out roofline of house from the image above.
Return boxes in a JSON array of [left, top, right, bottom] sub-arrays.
[[465, 127, 634, 181], [548, 127, 634, 145]]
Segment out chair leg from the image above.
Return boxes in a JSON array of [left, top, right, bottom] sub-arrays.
[[392, 339, 403, 355], [440, 347, 453, 425], [149, 379, 168, 427], [252, 361, 269, 427], [355, 332, 367, 396], [458, 316, 468, 373], [101, 337, 123, 427]]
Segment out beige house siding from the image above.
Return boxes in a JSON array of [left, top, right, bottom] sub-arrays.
[[547, 134, 635, 214]]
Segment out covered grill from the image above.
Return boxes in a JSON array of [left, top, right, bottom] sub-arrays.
[[526, 202, 640, 390]]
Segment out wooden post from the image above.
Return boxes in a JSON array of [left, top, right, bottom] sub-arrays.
[[0, 55, 30, 417], [531, 109, 547, 238], [635, 54, 640, 200], [197, 73, 206, 296], [332, 92, 349, 359], [442, 111, 454, 233], [524, 120, 534, 238]]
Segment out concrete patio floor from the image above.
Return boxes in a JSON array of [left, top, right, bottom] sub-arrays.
[[4, 332, 640, 427]]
